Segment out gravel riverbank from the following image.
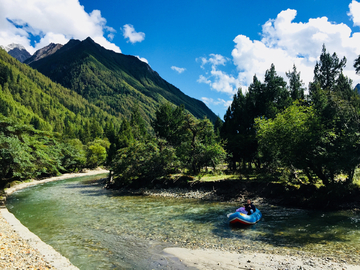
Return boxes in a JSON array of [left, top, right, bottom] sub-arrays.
[[0, 169, 108, 270], [1, 172, 360, 270], [0, 210, 55, 270]]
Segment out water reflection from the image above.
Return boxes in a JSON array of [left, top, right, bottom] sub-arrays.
[[7, 175, 360, 269]]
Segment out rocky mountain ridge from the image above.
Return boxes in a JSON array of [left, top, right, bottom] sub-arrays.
[[1, 43, 31, 62], [25, 43, 63, 65]]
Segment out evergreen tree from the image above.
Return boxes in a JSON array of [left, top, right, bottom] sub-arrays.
[[286, 64, 305, 100], [257, 46, 360, 186], [152, 103, 186, 147], [130, 104, 148, 141], [313, 44, 346, 91]]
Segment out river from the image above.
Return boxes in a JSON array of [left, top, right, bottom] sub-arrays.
[[6, 174, 360, 269]]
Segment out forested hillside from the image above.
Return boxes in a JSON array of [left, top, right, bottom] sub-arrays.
[[26, 37, 217, 127], [0, 47, 121, 184], [0, 44, 221, 186], [0, 48, 121, 138]]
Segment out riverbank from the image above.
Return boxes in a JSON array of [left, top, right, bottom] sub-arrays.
[[164, 247, 360, 270], [0, 169, 108, 270], [2, 171, 360, 270], [119, 187, 360, 269]]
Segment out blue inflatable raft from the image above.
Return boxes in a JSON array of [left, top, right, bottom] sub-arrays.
[[227, 208, 262, 225]]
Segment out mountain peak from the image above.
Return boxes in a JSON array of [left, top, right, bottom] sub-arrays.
[[27, 37, 217, 123], [3, 43, 26, 52], [1, 43, 31, 62], [25, 43, 63, 65], [84, 36, 95, 43]]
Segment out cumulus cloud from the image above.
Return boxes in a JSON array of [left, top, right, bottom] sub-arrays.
[[348, 0, 360, 26], [198, 53, 229, 69], [122, 24, 145, 44], [136, 55, 148, 64], [0, 0, 120, 54], [197, 54, 240, 95], [201, 97, 232, 108], [198, 2, 360, 98], [171, 66, 186, 74]]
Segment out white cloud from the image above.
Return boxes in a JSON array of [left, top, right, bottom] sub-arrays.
[[198, 53, 229, 69], [122, 24, 145, 44], [199, 2, 360, 97], [197, 54, 240, 95], [136, 55, 148, 64], [0, 0, 120, 54], [348, 0, 360, 27], [171, 66, 186, 74], [201, 97, 232, 108]]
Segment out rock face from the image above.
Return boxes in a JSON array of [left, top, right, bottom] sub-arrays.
[[24, 43, 63, 65], [0, 42, 63, 64], [1, 44, 31, 62]]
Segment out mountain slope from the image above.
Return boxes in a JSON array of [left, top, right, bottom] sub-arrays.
[[26, 37, 217, 124], [0, 47, 122, 139], [1, 44, 31, 62], [25, 43, 63, 65]]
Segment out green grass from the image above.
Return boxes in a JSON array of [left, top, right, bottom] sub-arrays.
[[196, 174, 238, 182]]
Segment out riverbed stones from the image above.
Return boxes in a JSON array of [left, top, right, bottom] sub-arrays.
[[0, 211, 55, 269]]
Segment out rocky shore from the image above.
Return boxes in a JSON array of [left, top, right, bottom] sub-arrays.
[[1, 171, 360, 270], [0, 210, 55, 270], [0, 169, 108, 270]]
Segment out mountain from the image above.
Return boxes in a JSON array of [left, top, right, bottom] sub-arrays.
[[26, 37, 217, 125], [0, 47, 122, 141], [1, 44, 31, 62], [25, 43, 63, 65]]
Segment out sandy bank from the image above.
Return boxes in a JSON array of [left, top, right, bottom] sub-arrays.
[[164, 247, 360, 270], [4, 168, 109, 196]]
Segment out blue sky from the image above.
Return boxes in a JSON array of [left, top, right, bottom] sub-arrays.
[[1, 0, 360, 118]]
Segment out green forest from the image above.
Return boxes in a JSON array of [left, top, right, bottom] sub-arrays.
[[26, 37, 217, 127], [2, 44, 360, 207]]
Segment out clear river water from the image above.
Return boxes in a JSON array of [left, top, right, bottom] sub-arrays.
[[6, 174, 360, 269]]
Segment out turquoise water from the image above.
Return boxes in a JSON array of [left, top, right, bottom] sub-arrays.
[[6, 175, 360, 269]]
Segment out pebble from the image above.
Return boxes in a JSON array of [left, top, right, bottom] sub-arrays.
[[0, 211, 56, 269]]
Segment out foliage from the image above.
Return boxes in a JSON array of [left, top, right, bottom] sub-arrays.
[[286, 64, 305, 100], [0, 117, 61, 181], [0, 114, 110, 184], [86, 139, 110, 169], [178, 114, 226, 174], [112, 139, 179, 186], [152, 103, 187, 146], [256, 103, 321, 181], [111, 103, 226, 186], [256, 45, 360, 187], [0, 47, 122, 143], [354, 54, 360, 75], [60, 139, 87, 172], [221, 64, 295, 171], [313, 44, 346, 91], [27, 37, 217, 129], [152, 104, 226, 175]]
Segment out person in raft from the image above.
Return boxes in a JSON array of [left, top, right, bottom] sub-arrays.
[[244, 199, 256, 215], [236, 199, 256, 215]]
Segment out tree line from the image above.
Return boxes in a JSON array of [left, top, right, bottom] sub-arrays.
[[222, 45, 360, 190], [2, 44, 360, 195]]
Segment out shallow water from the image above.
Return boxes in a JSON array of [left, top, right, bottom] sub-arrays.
[[6, 175, 360, 269]]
